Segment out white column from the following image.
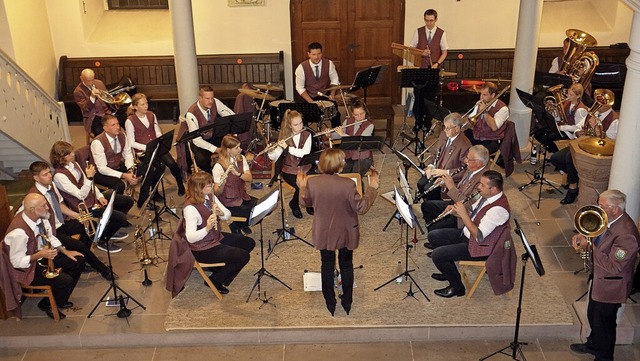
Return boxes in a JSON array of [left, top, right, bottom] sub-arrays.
[[508, 0, 544, 148], [609, 10, 640, 221], [169, 0, 199, 116]]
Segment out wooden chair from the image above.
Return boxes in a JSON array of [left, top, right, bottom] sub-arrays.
[[458, 260, 512, 299], [193, 261, 226, 300], [489, 150, 502, 171], [20, 284, 61, 321]]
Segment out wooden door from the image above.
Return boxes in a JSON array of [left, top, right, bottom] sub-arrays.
[[290, 0, 404, 106]]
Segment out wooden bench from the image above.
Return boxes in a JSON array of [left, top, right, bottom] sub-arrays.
[[57, 52, 286, 122]]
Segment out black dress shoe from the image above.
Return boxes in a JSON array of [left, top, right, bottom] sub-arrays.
[[37, 302, 66, 320], [423, 242, 435, 249], [326, 303, 336, 316], [431, 273, 447, 281], [560, 189, 578, 204], [291, 207, 303, 219], [205, 280, 230, 294], [241, 226, 253, 235], [341, 300, 351, 316], [569, 343, 596, 356], [427, 251, 433, 258], [434, 285, 465, 298], [58, 301, 74, 309], [306, 207, 314, 215]]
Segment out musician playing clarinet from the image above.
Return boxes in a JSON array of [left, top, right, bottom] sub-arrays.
[[416, 112, 471, 201], [267, 110, 312, 219], [464, 82, 509, 155], [332, 100, 374, 179]]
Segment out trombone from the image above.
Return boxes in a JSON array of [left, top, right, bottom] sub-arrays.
[[461, 85, 511, 130]]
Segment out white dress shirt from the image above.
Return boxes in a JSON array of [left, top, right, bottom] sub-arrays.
[[53, 161, 104, 202], [186, 99, 235, 153], [470, 102, 509, 130], [183, 195, 231, 244], [410, 26, 449, 51], [4, 213, 62, 269], [125, 113, 163, 152], [90, 133, 135, 178], [463, 192, 509, 242], [573, 108, 618, 140], [212, 155, 250, 184], [267, 133, 312, 161], [295, 59, 340, 96]]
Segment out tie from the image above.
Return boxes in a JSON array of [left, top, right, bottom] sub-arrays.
[[47, 189, 64, 225], [459, 172, 472, 187], [469, 198, 487, 220], [204, 198, 211, 212], [112, 137, 118, 153], [428, 30, 432, 43], [569, 105, 576, 118], [315, 65, 320, 79], [36, 221, 47, 248], [206, 109, 211, 121], [445, 138, 452, 150]]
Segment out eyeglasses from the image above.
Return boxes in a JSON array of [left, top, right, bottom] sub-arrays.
[[444, 126, 458, 131]]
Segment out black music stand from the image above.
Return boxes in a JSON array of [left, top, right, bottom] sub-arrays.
[[210, 112, 253, 147], [246, 188, 291, 307], [534, 71, 573, 88], [298, 150, 323, 175], [401, 68, 440, 135], [137, 130, 176, 217], [338, 135, 384, 175], [140, 174, 172, 241], [515, 89, 564, 209], [278, 102, 322, 127], [375, 187, 429, 301], [351, 65, 387, 103], [88, 192, 146, 318], [481, 219, 544, 361]]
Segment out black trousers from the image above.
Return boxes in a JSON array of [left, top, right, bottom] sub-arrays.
[[416, 175, 443, 201], [586, 287, 620, 361], [421, 200, 457, 231], [533, 126, 567, 153], [160, 152, 184, 190], [90, 191, 133, 241], [226, 197, 258, 232], [464, 129, 501, 155], [31, 253, 85, 305], [550, 147, 578, 184], [191, 233, 255, 287], [431, 231, 487, 290], [95, 164, 128, 194], [192, 140, 217, 174], [281, 172, 302, 210], [56, 219, 109, 274], [320, 248, 353, 308]]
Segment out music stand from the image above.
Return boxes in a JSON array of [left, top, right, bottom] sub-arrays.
[[298, 150, 323, 175], [351, 65, 387, 103], [534, 71, 573, 88], [246, 188, 291, 306], [136, 131, 171, 211], [374, 187, 430, 301], [381, 161, 425, 234], [481, 218, 544, 361], [515, 89, 564, 209], [206, 112, 253, 147], [138, 174, 172, 242], [401, 68, 440, 146], [278, 102, 322, 127], [88, 191, 146, 318]]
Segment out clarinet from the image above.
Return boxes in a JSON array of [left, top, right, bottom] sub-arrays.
[[423, 163, 469, 194], [424, 190, 481, 228]]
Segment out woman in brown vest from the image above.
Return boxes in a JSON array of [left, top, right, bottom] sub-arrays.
[[125, 93, 185, 196], [267, 110, 313, 219], [213, 135, 256, 235], [334, 100, 374, 179], [179, 172, 255, 294]]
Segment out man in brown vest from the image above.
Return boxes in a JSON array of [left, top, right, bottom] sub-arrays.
[[73, 68, 114, 137], [294, 42, 342, 127], [464, 82, 509, 155], [3, 193, 85, 319], [430, 170, 510, 298], [184, 85, 235, 173], [409, 9, 449, 69]]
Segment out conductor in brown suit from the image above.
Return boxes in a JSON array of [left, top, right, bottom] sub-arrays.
[[297, 148, 379, 316], [570, 190, 639, 360]]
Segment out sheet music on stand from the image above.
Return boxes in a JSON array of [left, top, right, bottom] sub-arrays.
[[278, 102, 322, 125], [248, 188, 280, 226], [393, 186, 414, 229]]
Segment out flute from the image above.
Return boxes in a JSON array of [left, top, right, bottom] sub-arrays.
[[313, 119, 369, 137], [425, 190, 480, 227]]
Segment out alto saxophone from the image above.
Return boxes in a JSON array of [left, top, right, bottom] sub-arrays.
[[38, 233, 61, 279]]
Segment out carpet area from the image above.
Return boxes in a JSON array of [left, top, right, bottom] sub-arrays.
[[165, 154, 574, 330]]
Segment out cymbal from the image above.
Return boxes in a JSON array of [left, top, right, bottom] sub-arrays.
[[238, 88, 276, 101], [253, 83, 283, 91], [578, 137, 615, 156], [324, 84, 353, 92], [440, 71, 458, 77]]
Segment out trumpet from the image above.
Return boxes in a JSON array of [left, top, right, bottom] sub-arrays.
[[314, 119, 369, 137], [38, 233, 61, 279], [422, 163, 468, 196], [256, 129, 305, 157], [134, 225, 154, 265], [461, 85, 511, 129], [77, 201, 96, 237], [425, 190, 480, 228]]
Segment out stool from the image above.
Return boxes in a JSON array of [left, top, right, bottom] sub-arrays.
[[20, 284, 60, 321], [458, 260, 512, 299], [194, 261, 227, 300]]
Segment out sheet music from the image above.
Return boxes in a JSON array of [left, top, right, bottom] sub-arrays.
[[249, 188, 280, 226], [394, 186, 413, 228]]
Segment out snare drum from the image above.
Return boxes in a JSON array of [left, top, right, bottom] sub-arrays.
[[314, 100, 337, 119], [268, 100, 293, 130]]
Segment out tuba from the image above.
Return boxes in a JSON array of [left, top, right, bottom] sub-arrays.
[[561, 29, 599, 90], [38, 233, 61, 279], [573, 205, 608, 272], [582, 89, 615, 137], [544, 84, 569, 125]]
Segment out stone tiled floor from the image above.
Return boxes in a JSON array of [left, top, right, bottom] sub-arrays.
[[1, 119, 640, 360]]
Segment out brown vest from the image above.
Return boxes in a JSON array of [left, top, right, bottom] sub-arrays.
[[4, 212, 39, 285], [219, 158, 250, 208], [344, 118, 373, 160], [282, 131, 312, 175], [472, 100, 507, 141], [94, 132, 126, 169], [416, 26, 444, 68], [187, 102, 218, 140], [54, 163, 96, 213], [468, 194, 511, 258], [128, 112, 157, 147], [562, 101, 588, 126], [301, 60, 331, 97], [601, 110, 618, 134], [183, 198, 223, 251]]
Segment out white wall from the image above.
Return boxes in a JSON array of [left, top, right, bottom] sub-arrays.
[[0, 1, 14, 59]]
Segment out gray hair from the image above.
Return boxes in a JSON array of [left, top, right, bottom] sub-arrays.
[[468, 145, 489, 165], [600, 189, 626, 211], [443, 112, 462, 128]]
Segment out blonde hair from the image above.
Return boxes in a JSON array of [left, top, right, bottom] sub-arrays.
[[186, 172, 213, 204], [279, 110, 303, 146], [219, 134, 241, 169], [127, 93, 147, 116]]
